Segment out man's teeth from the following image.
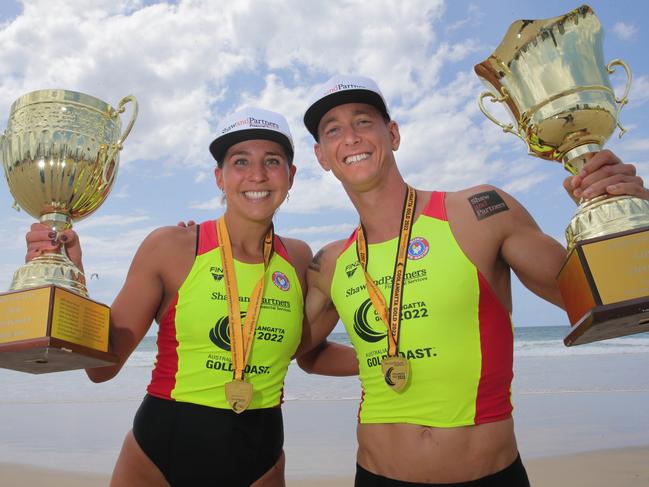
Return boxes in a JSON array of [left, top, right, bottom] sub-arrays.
[[344, 153, 370, 164], [244, 191, 270, 199]]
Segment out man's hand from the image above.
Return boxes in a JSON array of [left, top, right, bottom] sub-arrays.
[[563, 149, 648, 203]]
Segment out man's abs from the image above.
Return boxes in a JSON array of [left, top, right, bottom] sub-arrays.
[[356, 418, 518, 483]]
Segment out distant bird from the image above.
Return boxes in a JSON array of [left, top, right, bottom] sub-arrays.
[[90, 273, 99, 280]]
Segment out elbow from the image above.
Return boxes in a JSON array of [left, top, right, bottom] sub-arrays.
[[296, 355, 317, 374], [85, 364, 120, 383]]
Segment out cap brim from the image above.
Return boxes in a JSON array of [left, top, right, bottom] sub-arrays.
[[303, 89, 389, 140], [209, 129, 294, 164]]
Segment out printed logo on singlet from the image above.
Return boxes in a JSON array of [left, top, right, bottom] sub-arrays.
[[407, 237, 429, 260], [272, 271, 290, 291], [209, 314, 239, 351], [209, 266, 224, 281], [353, 298, 388, 343], [345, 261, 360, 277], [209, 313, 289, 352]]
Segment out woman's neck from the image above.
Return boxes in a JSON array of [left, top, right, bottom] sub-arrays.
[[222, 212, 272, 263]]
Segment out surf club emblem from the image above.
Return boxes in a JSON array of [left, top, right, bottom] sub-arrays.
[[272, 271, 290, 291], [407, 237, 429, 260]]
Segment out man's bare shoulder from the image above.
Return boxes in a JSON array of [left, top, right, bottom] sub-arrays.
[[446, 184, 525, 224], [309, 239, 349, 277]]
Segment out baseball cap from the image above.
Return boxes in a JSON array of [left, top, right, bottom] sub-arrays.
[[303, 75, 390, 140], [209, 107, 294, 164]]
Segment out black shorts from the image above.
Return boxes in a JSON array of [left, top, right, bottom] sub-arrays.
[[355, 455, 530, 487], [133, 394, 283, 487]]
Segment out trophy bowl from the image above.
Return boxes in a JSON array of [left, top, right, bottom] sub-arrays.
[[0, 90, 137, 373], [1, 89, 138, 295], [474, 5, 649, 345]]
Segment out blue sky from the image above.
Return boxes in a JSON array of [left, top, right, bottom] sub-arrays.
[[0, 0, 647, 328]]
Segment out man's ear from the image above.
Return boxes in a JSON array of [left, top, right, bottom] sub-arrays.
[[314, 143, 332, 171], [389, 121, 401, 151]]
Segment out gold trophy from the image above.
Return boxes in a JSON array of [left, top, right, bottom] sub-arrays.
[[0, 89, 138, 372], [474, 5, 649, 346]]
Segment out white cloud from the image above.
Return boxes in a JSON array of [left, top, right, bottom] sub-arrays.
[[445, 3, 482, 33], [612, 21, 637, 41], [190, 196, 223, 211], [0, 0, 609, 219], [629, 75, 649, 107], [75, 213, 150, 230]]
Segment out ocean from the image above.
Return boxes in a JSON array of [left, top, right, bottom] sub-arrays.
[[1, 325, 649, 472], [2, 326, 649, 405]]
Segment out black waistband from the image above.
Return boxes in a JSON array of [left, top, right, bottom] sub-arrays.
[[355, 454, 530, 487]]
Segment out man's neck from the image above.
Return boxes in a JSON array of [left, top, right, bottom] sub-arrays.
[[346, 171, 411, 244]]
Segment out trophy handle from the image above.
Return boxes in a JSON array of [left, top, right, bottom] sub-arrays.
[[607, 59, 632, 138], [115, 95, 139, 148], [1, 132, 22, 212], [101, 95, 139, 188], [478, 88, 528, 146]]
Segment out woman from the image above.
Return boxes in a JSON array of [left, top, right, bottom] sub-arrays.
[[26, 107, 355, 486]]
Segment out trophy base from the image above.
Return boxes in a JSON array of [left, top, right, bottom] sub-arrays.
[[0, 337, 119, 374], [558, 226, 649, 346], [0, 285, 117, 374], [564, 297, 649, 346]]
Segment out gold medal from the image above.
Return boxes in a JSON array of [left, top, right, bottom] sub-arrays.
[[225, 379, 254, 414], [357, 186, 417, 391], [381, 356, 409, 392], [216, 218, 274, 412]]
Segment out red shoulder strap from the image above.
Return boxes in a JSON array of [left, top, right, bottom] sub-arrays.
[[197, 220, 219, 255], [421, 191, 447, 221]]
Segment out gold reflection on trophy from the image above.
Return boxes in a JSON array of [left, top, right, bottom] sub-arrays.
[[0, 89, 137, 372], [474, 5, 649, 345]]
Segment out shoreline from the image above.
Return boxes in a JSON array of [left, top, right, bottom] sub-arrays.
[[2, 445, 648, 486]]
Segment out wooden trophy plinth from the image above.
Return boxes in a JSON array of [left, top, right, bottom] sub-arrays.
[[558, 227, 649, 346], [0, 285, 118, 373]]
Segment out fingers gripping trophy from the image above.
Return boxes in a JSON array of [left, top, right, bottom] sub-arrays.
[[475, 4, 649, 346], [0, 89, 137, 372]]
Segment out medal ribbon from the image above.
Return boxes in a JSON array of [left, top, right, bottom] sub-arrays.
[[356, 185, 416, 357], [216, 217, 274, 382]]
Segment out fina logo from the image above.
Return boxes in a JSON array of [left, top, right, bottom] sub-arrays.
[[272, 271, 290, 291], [407, 237, 429, 260]]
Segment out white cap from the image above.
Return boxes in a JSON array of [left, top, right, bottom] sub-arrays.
[[209, 107, 294, 164], [303, 75, 390, 140]]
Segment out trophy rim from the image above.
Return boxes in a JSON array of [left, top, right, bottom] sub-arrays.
[[477, 5, 597, 70], [8, 89, 116, 117]]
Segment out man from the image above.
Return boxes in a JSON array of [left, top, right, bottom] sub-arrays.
[[298, 75, 648, 486]]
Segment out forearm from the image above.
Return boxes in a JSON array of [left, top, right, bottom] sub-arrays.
[[84, 323, 140, 382], [297, 340, 358, 376]]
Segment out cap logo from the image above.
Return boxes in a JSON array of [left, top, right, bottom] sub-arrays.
[[221, 117, 280, 135], [324, 83, 367, 96]]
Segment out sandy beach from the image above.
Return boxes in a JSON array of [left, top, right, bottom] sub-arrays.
[[1, 395, 649, 486], [2, 446, 648, 486], [1, 341, 648, 486]]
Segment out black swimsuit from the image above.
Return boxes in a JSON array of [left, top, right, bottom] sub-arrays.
[[133, 394, 283, 487]]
